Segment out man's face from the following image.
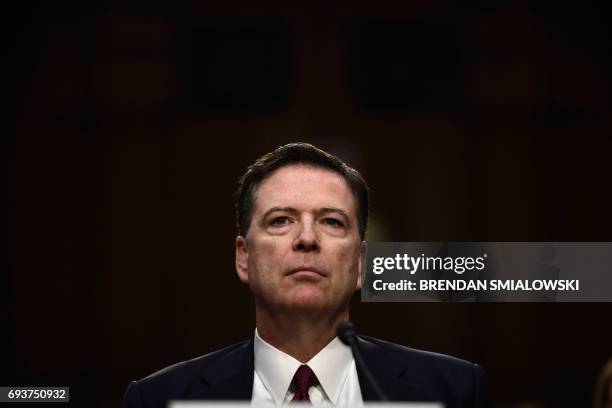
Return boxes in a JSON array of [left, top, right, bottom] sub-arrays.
[[235, 164, 363, 315]]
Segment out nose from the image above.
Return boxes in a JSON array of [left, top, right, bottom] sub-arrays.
[[293, 217, 320, 253]]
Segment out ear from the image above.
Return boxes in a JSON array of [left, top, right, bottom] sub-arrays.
[[235, 236, 249, 284], [355, 241, 366, 291]]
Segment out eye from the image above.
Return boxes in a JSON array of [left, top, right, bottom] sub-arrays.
[[270, 216, 290, 227], [322, 218, 344, 228]]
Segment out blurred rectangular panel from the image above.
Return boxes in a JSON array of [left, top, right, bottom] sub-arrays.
[[349, 18, 462, 112], [179, 18, 294, 113]]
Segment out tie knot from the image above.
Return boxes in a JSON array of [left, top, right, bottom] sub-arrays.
[[291, 365, 318, 402]]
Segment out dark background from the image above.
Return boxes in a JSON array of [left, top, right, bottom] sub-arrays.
[[6, 1, 612, 407]]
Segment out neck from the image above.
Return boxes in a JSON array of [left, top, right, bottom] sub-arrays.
[[256, 307, 349, 363]]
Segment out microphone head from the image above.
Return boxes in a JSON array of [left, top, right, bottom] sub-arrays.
[[337, 321, 357, 346]]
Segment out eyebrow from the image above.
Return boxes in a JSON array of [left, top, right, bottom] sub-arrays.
[[262, 207, 300, 220], [315, 207, 350, 223], [261, 206, 351, 224]]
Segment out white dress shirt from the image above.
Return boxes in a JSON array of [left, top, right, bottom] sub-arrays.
[[251, 329, 364, 406]]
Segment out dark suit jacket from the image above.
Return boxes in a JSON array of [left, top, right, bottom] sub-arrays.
[[123, 336, 494, 408]]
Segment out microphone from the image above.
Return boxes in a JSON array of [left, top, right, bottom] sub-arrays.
[[337, 321, 389, 401]]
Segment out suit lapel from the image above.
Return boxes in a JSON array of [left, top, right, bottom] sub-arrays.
[[186, 336, 424, 402], [192, 339, 255, 400], [357, 336, 425, 402]]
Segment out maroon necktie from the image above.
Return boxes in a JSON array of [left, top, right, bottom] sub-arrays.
[[291, 365, 318, 403]]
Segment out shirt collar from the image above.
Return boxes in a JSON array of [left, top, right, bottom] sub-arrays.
[[254, 328, 354, 406], [254, 329, 301, 406]]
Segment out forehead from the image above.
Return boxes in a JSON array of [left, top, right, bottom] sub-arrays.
[[253, 164, 356, 214]]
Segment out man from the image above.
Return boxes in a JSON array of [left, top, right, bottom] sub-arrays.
[[123, 142, 494, 408]]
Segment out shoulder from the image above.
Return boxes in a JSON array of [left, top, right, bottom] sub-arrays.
[[358, 336, 494, 407], [140, 340, 249, 386], [359, 335, 476, 372], [123, 340, 252, 408]]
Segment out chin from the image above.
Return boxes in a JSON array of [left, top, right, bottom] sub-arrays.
[[282, 289, 330, 311]]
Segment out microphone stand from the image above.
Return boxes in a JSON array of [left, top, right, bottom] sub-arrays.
[[337, 321, 389, 402]]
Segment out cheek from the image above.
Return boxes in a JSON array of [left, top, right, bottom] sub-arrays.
[[333, 245, 361, 277], [249, 238, 289, 276]]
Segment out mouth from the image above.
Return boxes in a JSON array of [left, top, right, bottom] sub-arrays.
[[286, 267, 327, 277]]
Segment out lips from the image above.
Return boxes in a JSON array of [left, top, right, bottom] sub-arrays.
[[287, 267, 327, 277]]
